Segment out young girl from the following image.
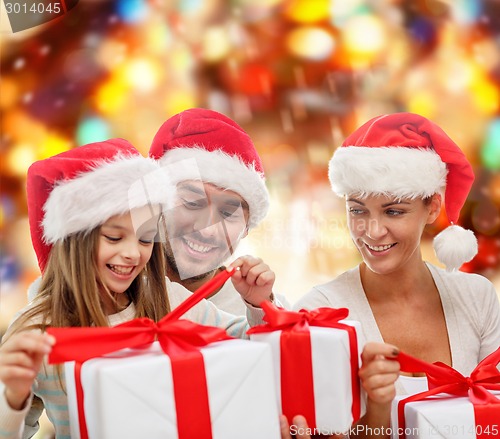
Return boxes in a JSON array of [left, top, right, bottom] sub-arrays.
[[0, 139, 271, 439]]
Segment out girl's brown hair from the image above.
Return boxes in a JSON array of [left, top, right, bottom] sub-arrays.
[[6, 226, 170, 336]]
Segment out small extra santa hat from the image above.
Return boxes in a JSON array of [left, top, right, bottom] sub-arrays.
[[149, 108, 270, 229], [27, 138, 173, 272], [328, 112, 477, 271]]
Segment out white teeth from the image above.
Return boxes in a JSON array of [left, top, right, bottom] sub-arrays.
[[367, 244, 394, 252], [185, 239, 212, 253], [109, 265, 134, 275]]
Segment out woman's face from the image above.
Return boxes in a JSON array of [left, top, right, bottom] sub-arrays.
[[97, 205, 160, 299], [346, 194, 441, 275]]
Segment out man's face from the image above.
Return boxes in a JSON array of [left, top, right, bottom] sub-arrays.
[[163, 180, 249, 280]]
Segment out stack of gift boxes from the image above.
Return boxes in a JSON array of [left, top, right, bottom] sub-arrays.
[[47, 270, 500, 438], [47, 271, 367, 439]]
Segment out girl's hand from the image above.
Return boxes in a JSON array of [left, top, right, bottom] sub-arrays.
[[227, 255, 275, 307], [0, 331, 55, 410]]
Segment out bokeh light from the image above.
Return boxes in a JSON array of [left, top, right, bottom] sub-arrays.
[[76, 117, 112, 145], [0, 77, 19, 109], [37, 133, 72, 159], [481, 118, 500, 170], [120, 58, 161, 93], [342, 14, 387, 66], [451, 0, 482, 25], [284, 0, 330, 24], [330, 0, 367, 27], [116, 0, 149, 23], [96, 39, 128, 71], [286, 26, 335, 61], [201, 26, 232, 62], [6, 143, 37, 177], [93, 78, 129, 115]]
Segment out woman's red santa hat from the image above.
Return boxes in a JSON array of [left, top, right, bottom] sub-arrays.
[[328, 112, 477, 271], [148, 108, 270, 229], [27, 138, 173, 272]]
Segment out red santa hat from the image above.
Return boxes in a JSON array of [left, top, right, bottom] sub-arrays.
[[328, 112, 477, 271], [149, 108, 270, 229], [27, 138, 173, 272]]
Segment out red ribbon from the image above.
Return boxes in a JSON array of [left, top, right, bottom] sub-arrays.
[[247, 302, 361, 429], [47, 268, 236, 439], [397, 348, 500, 439]]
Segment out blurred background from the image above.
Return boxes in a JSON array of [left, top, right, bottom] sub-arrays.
[[1, 1, 500, 433]]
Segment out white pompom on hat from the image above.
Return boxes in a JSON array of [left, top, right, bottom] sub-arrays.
[[27, 138, 173, 272], [328, 112, 477, 271]]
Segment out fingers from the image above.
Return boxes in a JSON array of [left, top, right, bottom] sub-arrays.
[[228, 255, 275, 287], [359, 342, 400, 405], [361, 341, 399, 363], [1, 331, 54, 358], [280, 415, 293, 439], [0, 331, 55, 409], [292, 416, 312, 439], [280, 415, 312, 439], [0, 331, 55, 375]]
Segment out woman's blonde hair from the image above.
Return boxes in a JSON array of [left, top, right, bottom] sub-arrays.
[[7, 226, 170, 336]]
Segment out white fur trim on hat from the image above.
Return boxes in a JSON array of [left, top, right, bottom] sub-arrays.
[[329, 146, 448, 199], [42, 155, 174, 243], [157, 147, 270, 228]]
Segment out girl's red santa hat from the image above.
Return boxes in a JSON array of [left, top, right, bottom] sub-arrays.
[[328, 112, 477, 271], [27, 138, 173, 272], [149, 108, 270, 229]]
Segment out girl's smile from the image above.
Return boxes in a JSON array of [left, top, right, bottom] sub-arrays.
[[97, 206, 160, 308]]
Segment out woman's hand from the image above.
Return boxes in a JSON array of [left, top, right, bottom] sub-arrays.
[[357, 341, 400, 432], [278, 343, 399, 439], [280, 415, 344, 439], [359, 342, 400, 405], [0, 331, 55, 410]]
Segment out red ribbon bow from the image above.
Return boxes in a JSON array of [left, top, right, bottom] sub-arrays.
[[397, 348, 500, 439], [248, 302, 361, 429], [250, 303, 351, 331], [47, 268, 235, 439]]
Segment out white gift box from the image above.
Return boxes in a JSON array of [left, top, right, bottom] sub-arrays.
[[391, 392, 500, 439], [65, 339, 280, 439], [250, 322, 366, 434]]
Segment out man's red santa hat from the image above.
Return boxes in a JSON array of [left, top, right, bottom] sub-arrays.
[[27, 138, 173, 272], [328, 112, 477, 271], [149, 108, 270, 229]]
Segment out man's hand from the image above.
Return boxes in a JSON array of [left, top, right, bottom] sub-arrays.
[[227, 255, 275, 307]]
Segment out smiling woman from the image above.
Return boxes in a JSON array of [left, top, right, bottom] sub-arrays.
[[345, 195, 441, 276], [293, 112, 500, 439]]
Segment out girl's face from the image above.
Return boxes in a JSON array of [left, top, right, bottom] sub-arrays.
[[97, 205, 160, 298], [346, 194, 441, 275]]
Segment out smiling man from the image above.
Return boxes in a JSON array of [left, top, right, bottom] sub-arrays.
[[149, 108, 288, 314]]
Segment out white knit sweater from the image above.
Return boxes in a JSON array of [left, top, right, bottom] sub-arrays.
[[294, 263, 500, 395]]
